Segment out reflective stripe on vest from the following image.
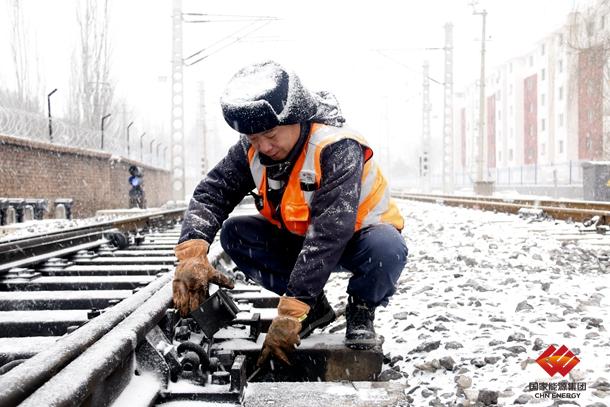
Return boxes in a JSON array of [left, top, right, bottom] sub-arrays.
[[248, 123, 404, 235]]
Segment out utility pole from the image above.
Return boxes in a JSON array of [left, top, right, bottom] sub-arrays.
[[473, 6, 493, 195], [198, 82, 209, 176], [171, 0, 186, 201], [421, 60, 431, 192], [442, 23, 454, 194]]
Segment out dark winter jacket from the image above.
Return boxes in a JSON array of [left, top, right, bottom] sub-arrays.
[[178, 93, 364, 305]]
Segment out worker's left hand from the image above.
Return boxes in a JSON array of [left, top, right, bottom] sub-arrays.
[[257, 296, 310, 366]]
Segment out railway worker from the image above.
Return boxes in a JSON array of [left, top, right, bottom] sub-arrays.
[[173, 60, 408, 366]]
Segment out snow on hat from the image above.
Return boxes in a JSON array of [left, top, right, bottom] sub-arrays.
[[221, 61, 318, 134]]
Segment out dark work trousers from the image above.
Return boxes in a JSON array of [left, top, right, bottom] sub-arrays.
[[220, 215, 408, 307]]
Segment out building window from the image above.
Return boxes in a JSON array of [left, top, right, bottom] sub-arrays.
[[559, 113, 564, 127], [529, 55, 534, 66], [541, 44, 546, 55], [530, 103, 534, 113], [541, 143, 546, 156], [498, 151, 502, 161], [510, 106, 513, 116], [588, 110, 593, 122], [530, 124, 535, 136], [541, 69, 546, 81], [509, 63, 513, 73], [498, 110, 502, 120], [602, 14, 607, 30], [586, 132, 592, 150], [509, 84, 513, 94], [558, 33, 564, 45], [541, 94, 546, 106], [541, 118, 546, 131], [509, 149, 513, 160], [559, 86, 564, 100], [558, 60, 563, 73], [559, 140, 564, 153]]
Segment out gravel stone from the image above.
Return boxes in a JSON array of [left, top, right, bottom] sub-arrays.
[[507, 332, 526, 342], [471, 358, 486, 368], [514, 393, 532, 404], [455, 375, 472, 389], [477, 389, 499, 405], [445, 341, 464, 349], [393, 312, 409, 320], [516, 301, 534, 312], [439, 356, 456, 371], [410, 340, 441, 353], [378, 368, 403, 381]]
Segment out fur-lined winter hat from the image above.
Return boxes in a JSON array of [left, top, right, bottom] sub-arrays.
[[220, 61, 318, 134]]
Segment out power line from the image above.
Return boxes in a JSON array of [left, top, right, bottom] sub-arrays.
[[184, 20, 274, 66]]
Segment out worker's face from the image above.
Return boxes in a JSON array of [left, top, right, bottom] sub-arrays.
[[247, 123, 300, 161]]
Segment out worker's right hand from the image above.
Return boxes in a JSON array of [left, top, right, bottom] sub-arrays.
[[256, 296, 310, 366], [173, 239, 235, 317]]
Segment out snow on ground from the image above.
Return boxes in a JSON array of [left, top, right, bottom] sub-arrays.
[[321, 198, 610, 406], [0, 205, 181, 242], [0, 215, 124, 242]]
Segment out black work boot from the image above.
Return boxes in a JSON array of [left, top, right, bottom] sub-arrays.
[[345, 296, 377, 350], [300, 292, 336, 339]]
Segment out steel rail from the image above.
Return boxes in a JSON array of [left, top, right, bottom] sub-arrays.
[[0, 273, 173, 406], [0, 244, 224, 406], [0, 207, 186, 271], [20, 278, 173, 407], [392, 192, 610, 224]]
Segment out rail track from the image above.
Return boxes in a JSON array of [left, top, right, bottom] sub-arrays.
[[392, 191, 610, 228], [0, 206, 404, 406]]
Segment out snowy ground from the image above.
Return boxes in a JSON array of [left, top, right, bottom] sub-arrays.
[[0, 206, 180, 242], [321, 198, 610, 406]]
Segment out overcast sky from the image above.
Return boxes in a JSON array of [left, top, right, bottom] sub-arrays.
[[0, 0, 583, 192]]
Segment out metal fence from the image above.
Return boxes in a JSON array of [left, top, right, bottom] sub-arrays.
[[0, 106, 168, 169], [452, 161, 584, 188]]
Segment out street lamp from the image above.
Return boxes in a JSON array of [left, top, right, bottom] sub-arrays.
[[140, 132, 146, 161], [47, 88, 58, 142], [126, 121, 134, 157], [101, 113, 112, 149], [149, 138, 156, 159]]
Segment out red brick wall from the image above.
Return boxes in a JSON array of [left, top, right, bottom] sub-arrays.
[[523, 74, 538, 165], [487, 95, 496, 169], [578, 46, 604, 160], [0, 134, 172, 218]]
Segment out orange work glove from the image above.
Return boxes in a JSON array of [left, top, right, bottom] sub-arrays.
[[173, 239, 235, 317], [256, 296, 310, 366]]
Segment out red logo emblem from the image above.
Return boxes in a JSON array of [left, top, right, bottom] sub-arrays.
[[536, 345, 580, 377]]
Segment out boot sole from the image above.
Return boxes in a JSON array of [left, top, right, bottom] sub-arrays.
[[300, 309, 336, 339], [344, 335, 384, 350]]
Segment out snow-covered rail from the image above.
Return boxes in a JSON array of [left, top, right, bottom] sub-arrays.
[[0, 217, 184, 405], [392, 191, 610, 227]]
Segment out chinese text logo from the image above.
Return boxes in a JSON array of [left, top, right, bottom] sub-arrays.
[[536, 345, 580, 377]]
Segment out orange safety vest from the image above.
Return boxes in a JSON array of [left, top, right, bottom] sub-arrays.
[[247, 123, 404, 236]]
